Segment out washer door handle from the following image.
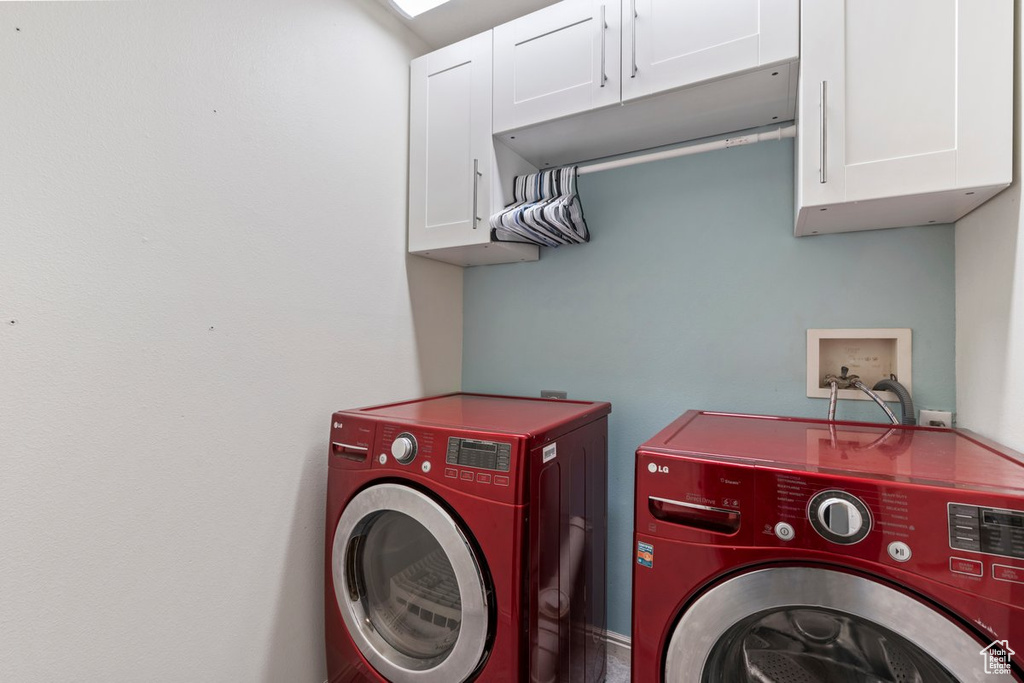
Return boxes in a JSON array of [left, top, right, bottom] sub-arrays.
[[344, 534, 364, 601]]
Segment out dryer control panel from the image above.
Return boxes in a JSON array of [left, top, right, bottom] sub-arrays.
[[445, 437, 512, 472], [328, 416, 525, 505]]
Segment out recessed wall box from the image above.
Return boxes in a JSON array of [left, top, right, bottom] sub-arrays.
[[807, 328, 912, 403]]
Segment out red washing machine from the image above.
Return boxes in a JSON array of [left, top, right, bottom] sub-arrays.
[[325, 393, 610, 683], [632, 411, 1024, 682]]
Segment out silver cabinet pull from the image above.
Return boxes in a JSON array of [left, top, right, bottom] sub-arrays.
[[631, 0, 638, 78], [600, 5, 607, 87], [819, 80, 828, 184], [472, 158, 481, 228]]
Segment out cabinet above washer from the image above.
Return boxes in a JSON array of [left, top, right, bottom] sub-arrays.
[[493, 0, 622, 134], [795, 0, 1013, 236], [622, 0, 799, 103], [491, 0, 799, 168]]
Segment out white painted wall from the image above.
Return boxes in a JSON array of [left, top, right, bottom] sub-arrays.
[[0, 1, 461, 680], [955, 3, 1024, 453]]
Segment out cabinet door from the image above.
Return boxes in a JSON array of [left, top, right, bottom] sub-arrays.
[[795, 0, 846, 212], [796, 0, 1011, 235], [622, 0, 798, 102], [409, 32, 492, 252], [801, 0, 1011, 209], [493, 0, 621, 134]]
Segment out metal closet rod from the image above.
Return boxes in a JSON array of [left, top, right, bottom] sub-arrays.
[[576, 124, 797, 175]]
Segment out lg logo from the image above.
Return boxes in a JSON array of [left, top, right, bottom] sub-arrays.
[[647, 463, 669, 474], [333, 421, 342, 429]]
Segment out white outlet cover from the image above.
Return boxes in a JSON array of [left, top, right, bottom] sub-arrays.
[[919, 409, 953, 428], [807, 328, 912, 402]]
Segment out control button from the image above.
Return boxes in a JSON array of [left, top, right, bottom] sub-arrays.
[[421, 461, 431, 474], [460, 471, 474, 481], [950, 536, 982, 552], [774, 522, 795, 541], [378, 453, 387, 465], [444, 468, 458, 479], [993, 564, 1024, 585], [887, 541, 912, 563], [494, 475, 510, 487], [476, 473, 491, 484], [949, 504, 979, 518], [950, 557, 984, 577]]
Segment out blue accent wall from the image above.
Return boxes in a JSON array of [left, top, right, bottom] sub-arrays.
[[461, 140, 955, 636]]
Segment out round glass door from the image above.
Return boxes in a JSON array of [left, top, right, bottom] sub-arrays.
[[665, 567, 1014, 682], [702, 607, 956, 681], [332, 484, 489, 683]]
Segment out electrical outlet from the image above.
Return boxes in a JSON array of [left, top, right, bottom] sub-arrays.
[[919, 410, 953, 428]]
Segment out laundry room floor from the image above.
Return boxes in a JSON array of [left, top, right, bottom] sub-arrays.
[[606, 651, 630, 682]]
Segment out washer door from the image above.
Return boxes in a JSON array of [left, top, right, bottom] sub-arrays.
[[332, 483, 489, 683], [665, 567, 1014, 682]]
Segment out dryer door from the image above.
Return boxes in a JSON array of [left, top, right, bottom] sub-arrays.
[[331, 483, 489, 683], [665, 566, 1013, 682]]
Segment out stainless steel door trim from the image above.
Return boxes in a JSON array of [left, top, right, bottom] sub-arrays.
[[664, 566, 1012, 682], [332, 483, 489, 683]]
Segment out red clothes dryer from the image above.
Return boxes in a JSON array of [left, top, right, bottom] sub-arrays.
[[325, 393, 610, 683], [633, 411, 1024, 682]]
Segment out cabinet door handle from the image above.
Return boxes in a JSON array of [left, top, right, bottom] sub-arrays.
[[630, 0, 638, 78], [472, 158, 481, 228], [819, 80, 828, 184], [600, 4, 607, 87]]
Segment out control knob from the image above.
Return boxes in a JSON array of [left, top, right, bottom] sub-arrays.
[[808, 490, 871, 545], [817, 498, 864, 538], [391, 433, 418, 464]]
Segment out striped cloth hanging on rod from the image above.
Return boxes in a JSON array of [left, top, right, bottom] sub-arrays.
[[489, 166, 590, 247]]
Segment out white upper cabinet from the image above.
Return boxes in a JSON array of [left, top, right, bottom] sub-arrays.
[[493, 0, 621, 133], [491, 0, 798, 167], [796, 0, 1013, 236], [622, 0, 798, 102], [409, 32, 539, 266]]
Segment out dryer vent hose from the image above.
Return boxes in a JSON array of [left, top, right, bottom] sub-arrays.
[[872, 377, 916, 425]]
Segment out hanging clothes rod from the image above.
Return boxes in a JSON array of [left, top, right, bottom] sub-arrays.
[[576, 124, 796, 175]]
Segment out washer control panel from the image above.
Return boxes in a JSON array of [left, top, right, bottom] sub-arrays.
[[808, 490, 872, 545], [949, 503, 1024, 560]]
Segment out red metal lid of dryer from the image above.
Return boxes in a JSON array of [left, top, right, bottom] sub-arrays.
[[342, 392, 611, 441], [640, 411, 1024, 494]]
